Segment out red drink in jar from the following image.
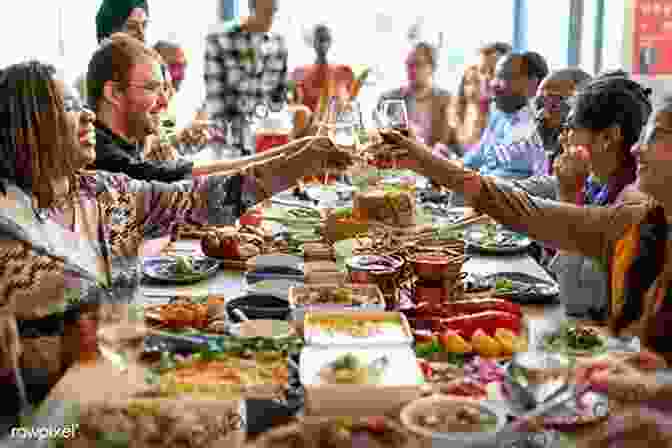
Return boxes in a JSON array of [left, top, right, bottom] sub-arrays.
[[255, 129, 290, 153]]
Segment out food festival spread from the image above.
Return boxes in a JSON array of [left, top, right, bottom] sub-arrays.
[[48, 128, 656, 448]]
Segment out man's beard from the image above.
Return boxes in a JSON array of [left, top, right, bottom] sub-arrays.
[[534, 117, 562, 155], [127, 112, 158, 142]]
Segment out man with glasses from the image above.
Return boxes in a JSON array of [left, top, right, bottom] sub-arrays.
[[204, 0, 288, 157], [86, 33, 262, 182], [96, 0, 150, 43]]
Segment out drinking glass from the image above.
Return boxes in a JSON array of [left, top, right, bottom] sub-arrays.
[[376, 99, 409, 135]]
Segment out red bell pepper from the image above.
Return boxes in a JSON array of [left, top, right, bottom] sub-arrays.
[[438, 311, 521, 339], [446, 299, 522, 316]]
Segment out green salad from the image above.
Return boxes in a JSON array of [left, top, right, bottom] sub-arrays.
[[542, 322, 606, 355]]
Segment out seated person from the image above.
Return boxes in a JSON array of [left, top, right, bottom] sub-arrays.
[[153, 40, 211, 155], [377, 42, 454, 157], [516, 71, 652, 319], [0, 60, 351, 427], [87, 33, 267, 182], [449, 64, 489, 155], [387, 92, 672, 362], [463, 51, 549, 180]]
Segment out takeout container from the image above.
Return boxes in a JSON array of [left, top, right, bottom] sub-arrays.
[[300, 345, 424, 417], [400, 395, 506, 447], [288, 283, 385, 322], [303, 310, 413, 347]]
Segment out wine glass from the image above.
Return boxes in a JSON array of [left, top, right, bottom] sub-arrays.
[[375, 99, 409, 170], [377, 99, 409, 135]]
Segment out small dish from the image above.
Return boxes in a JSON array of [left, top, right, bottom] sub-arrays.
[[400, 395, 506, 447]]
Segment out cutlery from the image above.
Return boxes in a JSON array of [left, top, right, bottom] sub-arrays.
[[270, 199, 322, 211]]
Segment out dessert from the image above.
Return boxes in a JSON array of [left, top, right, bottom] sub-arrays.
[[353, 188, 415, 227]]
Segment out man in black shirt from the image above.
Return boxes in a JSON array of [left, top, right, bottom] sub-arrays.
[[86, 33, 259, 182]]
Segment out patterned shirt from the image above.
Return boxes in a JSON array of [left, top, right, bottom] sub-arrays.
[[463, 106, 547, 179], [204, 18, 288, 156]]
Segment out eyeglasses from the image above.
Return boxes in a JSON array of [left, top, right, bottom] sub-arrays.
[[124, 82, 167, 96]]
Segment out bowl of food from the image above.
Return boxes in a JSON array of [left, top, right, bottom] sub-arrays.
[[226, 294, 292, 322], [400, 395, 505, 446]]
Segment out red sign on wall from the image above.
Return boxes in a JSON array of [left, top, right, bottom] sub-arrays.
[[633, 0, 672, 75]]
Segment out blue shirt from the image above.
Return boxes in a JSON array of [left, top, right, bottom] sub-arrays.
[[463, 106, 547, 180]]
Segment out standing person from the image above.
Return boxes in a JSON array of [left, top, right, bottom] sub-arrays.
[[204, 0, 288, 157], [462, 51, 549, 180], [292, 24, 356, 116], [96, 0, 149, 44], [377, 42, 455, 157]]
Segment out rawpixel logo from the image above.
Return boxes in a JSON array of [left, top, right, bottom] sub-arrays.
[[10, 424, 79, 440]]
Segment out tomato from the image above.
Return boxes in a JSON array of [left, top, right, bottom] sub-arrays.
[[418, 360, 433, 378], [366, 417, 387, 433]]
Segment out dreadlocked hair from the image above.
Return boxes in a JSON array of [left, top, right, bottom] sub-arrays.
[[0, 61, 79, 209], [571, 70, 653, 149]]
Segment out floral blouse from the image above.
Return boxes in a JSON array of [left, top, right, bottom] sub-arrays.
[[0, 170, 255, 324]]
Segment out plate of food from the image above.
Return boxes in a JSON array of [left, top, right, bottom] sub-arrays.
[[400, 395, 506, 446], [254, 416, 411, 448], [540, 322, 608, 357], [288, 284, 385, 321], [464, 223, 532, 254], [303, 311, 413, 346], [142, 255, 222, 284], [148, 349, 291, 400], [465, 272, 560, 304]]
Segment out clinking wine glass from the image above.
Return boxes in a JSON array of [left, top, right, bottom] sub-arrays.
[[376, 99, 409, 169], [377, 99, 410, 137]]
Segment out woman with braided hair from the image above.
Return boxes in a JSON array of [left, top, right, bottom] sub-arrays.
[[0, 61, 351, 430], [514, 70, 653, 319]]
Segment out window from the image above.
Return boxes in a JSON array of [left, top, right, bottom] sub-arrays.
[[265, 0, 514, 119], [526, 0, 572, 70]]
